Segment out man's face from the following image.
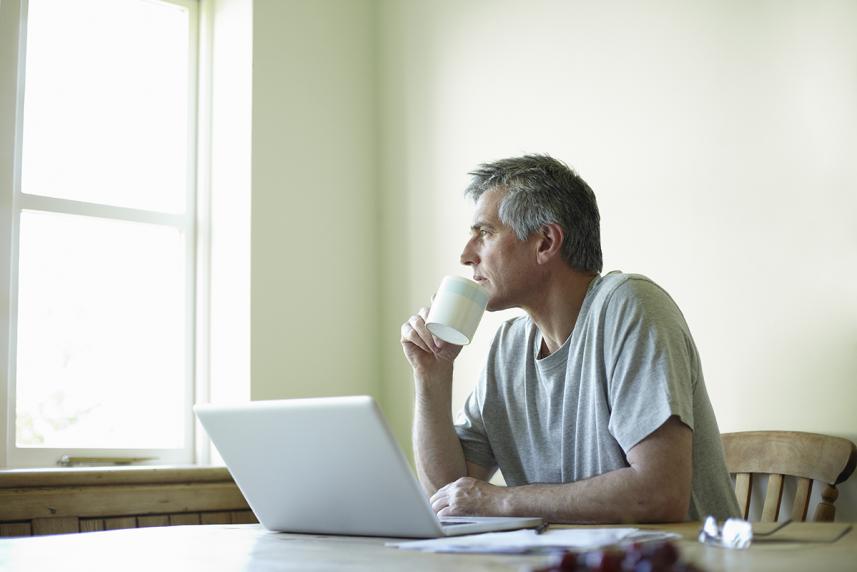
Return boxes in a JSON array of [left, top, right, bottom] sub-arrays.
[[459, 189, 540, 312]]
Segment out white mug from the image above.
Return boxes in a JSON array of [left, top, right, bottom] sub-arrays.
[[425, 276, 489, 345]]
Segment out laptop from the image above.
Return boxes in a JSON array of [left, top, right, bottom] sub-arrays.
[[194, 395, 543, 538]]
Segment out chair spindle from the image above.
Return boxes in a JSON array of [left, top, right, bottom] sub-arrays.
[[760, 473, 784, 522], [790, 477, 812, 521], [813, 483, 838, 522], [734, 472, 752, 520]]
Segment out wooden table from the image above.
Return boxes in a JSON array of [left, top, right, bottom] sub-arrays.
[[0, 522, 853, 571]]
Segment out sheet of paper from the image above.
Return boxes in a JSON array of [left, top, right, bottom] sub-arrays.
[[388, 527, 680, 554]]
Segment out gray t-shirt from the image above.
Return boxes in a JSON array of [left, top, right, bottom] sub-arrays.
[[454, 271, 740, 520]]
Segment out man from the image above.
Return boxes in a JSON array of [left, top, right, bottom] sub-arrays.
[[400, 155, 739, 523]]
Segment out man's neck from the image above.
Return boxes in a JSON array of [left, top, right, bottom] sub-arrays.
[[524, 270, 598, 358]]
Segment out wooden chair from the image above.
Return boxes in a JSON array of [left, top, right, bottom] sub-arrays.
[[721, 431, 857, 522]]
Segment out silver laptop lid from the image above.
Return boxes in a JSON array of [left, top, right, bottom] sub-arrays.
[[195, 396, 444, 537]]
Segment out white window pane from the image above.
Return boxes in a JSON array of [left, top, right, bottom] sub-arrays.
[[15, 210, 187, 449], [21, 0, 190, 213]]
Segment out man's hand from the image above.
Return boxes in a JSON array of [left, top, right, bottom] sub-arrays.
[[430, 477, 505, 517], [400, 306, 463, 377]]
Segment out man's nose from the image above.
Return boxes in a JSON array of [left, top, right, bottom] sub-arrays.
[[460, 239, 479, 267]]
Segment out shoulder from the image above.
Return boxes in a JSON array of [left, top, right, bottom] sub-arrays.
[[593, 271, 679, 314], [591, 272, 690, 348], [588, 272, 689, 335]]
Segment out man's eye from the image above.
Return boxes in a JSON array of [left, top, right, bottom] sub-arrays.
[[479, 229, 489, 237]]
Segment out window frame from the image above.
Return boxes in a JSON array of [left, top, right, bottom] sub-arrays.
[[1, 0, 203, 468]]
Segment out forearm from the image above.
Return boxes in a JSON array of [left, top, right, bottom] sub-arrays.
[[502, 466, 689, 524], [497, 417, 693, 523], [412, 369, 468, 495]]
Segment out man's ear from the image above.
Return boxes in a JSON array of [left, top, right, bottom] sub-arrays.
[[535, 223, 564, 264]]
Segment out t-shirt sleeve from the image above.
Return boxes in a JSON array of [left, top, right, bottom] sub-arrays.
[[604, 279, 697, 453], [453, 368, 497, 469]]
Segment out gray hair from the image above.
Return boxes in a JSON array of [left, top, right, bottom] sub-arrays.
[[464, 154, 603, 273]]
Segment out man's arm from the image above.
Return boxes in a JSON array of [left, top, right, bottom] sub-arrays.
[[431, 416, 692, 523], [402, 307, 494, 494], [412, 365, 466, 492]]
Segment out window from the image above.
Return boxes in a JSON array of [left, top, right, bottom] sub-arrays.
[[1, 0, 200, 467]]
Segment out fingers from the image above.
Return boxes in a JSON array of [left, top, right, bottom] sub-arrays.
[[420, 306, 461, 355], [431, 488, 461, 516], [431, 478, 488, 517], [400, 308, 439, 354], [400, 321, 431, 354], [417, 307, 452, 353], [430, 490, 448, 514], [420, 307, 445, 350], [431, 480, 467, 516], [430, 481, 450, 500]]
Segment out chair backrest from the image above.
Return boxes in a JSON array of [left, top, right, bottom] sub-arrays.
[[721, 431, 857, 522]]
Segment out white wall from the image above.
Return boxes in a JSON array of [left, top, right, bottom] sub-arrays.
[[249, 0, 380, 402], [375, 0, 857, 519]]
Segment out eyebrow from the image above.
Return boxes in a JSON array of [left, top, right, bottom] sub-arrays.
[[471, 221, 496, 232]]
